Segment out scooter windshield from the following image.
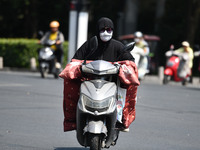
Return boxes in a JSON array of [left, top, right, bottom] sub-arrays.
[[82, 60, 118, 76]]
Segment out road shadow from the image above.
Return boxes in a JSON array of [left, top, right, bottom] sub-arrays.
[[54, 148, 89, 150], [23, 73, 62, 80], [183, 86, 200, 91]]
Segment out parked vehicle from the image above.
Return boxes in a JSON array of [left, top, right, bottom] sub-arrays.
[[163, 50, 191, 85], [76, 37, 135, 150], [38, 39, 61, 78]]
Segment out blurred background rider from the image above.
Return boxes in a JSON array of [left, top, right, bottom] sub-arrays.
[[39, 21, 65, 64], [174, 41, 194, 80], [130, 31, 150, 80]]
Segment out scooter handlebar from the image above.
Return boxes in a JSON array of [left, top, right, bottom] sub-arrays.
[[165, 51, 182, 58], [44, 40, 56, 46], [194, 51, 200, 57], [165, 51, 173, 57]]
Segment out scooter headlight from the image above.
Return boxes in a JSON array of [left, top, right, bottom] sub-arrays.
[[82, 94, 114, 112], [39, 48, 53, 59]]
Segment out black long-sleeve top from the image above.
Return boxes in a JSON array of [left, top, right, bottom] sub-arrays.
[[72, 38, 135, 62]]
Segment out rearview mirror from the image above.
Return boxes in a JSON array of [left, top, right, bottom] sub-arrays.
[[117, 42, 135, 61], [123, 42, 135, 52], [38, 30, 44, 39]]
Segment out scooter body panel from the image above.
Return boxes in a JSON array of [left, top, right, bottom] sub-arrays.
[[164, 68, 173, 76], [76, 60, 119, 148], [83, 120, 107, 135], [131, 49, 149, 80], [38, 44, 61, 77], [164, 55, 183, 82]]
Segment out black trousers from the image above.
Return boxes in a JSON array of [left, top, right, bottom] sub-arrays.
[[54, 48, 63, 64]]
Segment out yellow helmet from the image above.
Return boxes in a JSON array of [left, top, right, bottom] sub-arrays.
[[49, 21, 60, 28]]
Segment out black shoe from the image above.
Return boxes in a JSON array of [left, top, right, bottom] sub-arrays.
[[115, 122, 129, 132]]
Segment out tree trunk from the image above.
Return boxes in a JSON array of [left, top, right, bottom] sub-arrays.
[[30, 0, 38, 38], [124, 0, 139, 34], [155, 0, 166, 32]]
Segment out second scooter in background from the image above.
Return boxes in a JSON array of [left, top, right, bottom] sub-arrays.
[[130, 31, 150, 80]]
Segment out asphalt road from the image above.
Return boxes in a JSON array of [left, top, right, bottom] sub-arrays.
[[0, 71, 200, 150]]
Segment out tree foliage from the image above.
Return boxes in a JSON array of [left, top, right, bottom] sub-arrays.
[[1, 0, 200, 72], [1, 0, 200, 42], [0, 0, 70, 38], [0, 38, 68, 68], [1, 0, 200, 50]]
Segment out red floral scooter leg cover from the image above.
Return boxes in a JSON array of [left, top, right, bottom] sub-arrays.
[[122, 85, 138, 128], [60, 60, 140, 131], [63, 78, 81, 131], [117, 60, 140, 128]]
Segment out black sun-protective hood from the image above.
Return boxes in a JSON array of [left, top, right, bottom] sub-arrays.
[[96, 17, 114, 44], [72, 17, 135, 62], [97, 17, 114, 32]]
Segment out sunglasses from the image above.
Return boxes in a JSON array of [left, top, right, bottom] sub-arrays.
[[100, 28, 113, 33]]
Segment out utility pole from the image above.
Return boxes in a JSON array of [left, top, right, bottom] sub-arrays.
[[68, 0, 78, 63], [67, 0, 89, 63], [77, 0, 89, 49]]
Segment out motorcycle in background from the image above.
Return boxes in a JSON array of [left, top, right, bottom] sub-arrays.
[[163, 49, 191, 85], [38, 39, 62, 78]]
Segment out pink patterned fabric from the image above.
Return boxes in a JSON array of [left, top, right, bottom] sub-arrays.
[[59, 59, 140, 131], [118, 60, 140, 86], [59, 59, 83, 80]]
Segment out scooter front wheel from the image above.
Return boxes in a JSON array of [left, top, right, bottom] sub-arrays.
[[54, 73, 58, 79], [54, 68, 61, 79], [182, 79, 187, 86], [163, 75, 169, 84], [89, 133, 102, 150], [41, 70, 47, 78]]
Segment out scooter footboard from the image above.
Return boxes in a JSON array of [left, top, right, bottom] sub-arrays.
[[83, 120, 107, 135]]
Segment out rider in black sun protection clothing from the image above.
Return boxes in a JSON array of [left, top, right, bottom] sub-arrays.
[[72, 17, 135, 62]]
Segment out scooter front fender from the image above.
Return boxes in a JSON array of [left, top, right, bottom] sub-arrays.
[[40, 62, 49, 68], [83, 120, 107, 135], [164, 68, 173, 76]]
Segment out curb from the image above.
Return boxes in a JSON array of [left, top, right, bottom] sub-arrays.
[[142, 75, 200, 86], [0, 68, 200, 86], [0, 67, 38, 73]]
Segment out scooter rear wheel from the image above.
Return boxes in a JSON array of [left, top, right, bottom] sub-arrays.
[[182, 79, 187, 86], [89, 134, 101, 150], [54, 73, 58, 79]]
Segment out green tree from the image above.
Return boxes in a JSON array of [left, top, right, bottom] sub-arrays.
[[0, 0, 69, 38]]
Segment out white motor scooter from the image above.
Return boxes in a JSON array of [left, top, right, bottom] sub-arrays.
[[130, 46, 149, 80], [76, 37, 135, 150], [38, 40, 62, 78]]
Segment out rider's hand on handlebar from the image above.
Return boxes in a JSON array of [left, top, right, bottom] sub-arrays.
[[56, 40, 61, 45], [114, 62, 120, 73]]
